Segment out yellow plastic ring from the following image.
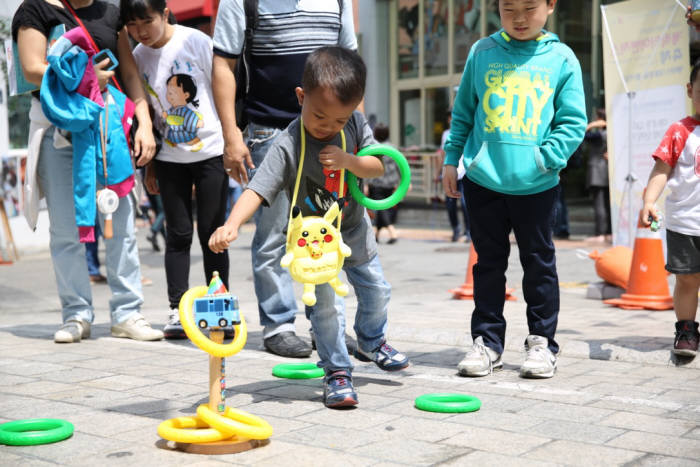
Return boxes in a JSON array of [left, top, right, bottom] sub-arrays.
[[157, 416, 229, 444], [197, 404, 273, 440], [179, 286, 248, 357]]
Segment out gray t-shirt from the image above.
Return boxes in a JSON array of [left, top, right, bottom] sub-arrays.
[[248, 111, 378, 266]]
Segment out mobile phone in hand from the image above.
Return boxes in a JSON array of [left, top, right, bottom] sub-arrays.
[[93, 49, 119, 71]]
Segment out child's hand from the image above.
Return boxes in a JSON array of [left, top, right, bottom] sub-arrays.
[[208, 224, 238, 253], [442, 165, 461, 198], [640, 202, 658, 228], [319, 145, 350, 171]]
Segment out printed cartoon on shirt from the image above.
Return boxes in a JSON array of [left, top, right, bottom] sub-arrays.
[[159, 73, 204, 152], [302, 169, 347, 215]]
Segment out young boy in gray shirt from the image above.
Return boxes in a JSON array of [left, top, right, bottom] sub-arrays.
[[209, 46, 409, 408]]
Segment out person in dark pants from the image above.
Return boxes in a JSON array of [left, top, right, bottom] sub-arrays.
[[368, 124, 400, 244], [442, 0, 587, 379], [585, 108, 611, 242], [439, 111, 470, 242]]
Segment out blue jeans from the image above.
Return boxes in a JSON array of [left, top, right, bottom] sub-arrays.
[[306, 255, 390, 371], [38, 127, 144, 325], [464, 177, 559, 355], [85, 221, 102, 276]]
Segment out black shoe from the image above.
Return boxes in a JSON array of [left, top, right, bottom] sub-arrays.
[[451, 230, 461, 242], [387, 238, 398, 244], [264, 331, 312, 358], [147, 233, 160, 252], [224, 326, 235, 340], [310, 328, 357, 355]]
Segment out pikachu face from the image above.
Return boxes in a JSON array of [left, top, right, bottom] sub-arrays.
[[280, 201, 351, 306]]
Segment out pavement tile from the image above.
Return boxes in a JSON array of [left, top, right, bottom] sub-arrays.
[[105, 395, 192, 416], [0, 373, 36, 386], [279, 424, 393, 449], [441, 426, 550, 456], [525, 439, 644, 466], [630, 454, 700, 466], [353, 438, 470, 465], [5, 431, 130, 465], [83, 374, 161, 391], [606, 430, 700, 458], [528, 419, 625, 444], [43, 387, 135, 407], [37, 367, 116, 383], [0, 380, 76, 396], [599, 411, 698, 437], [297, 406, 400, 430], [238, 397, 326, 418], [0, 452, 58, 466], [0, 361, 72, 377], [517, 400, 615, 423], [447, 409, 546, 432], [443, 450, 560, 467], [67, 411, 156, 437], [685, 427, 700, 439], [364, 415, 467, 443]]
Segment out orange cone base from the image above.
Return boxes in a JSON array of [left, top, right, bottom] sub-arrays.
[[449, 285, 516, 301], [604, 293, 673, 311]]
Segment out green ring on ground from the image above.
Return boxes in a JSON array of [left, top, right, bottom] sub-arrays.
[[272, 363, 325, 379], [0, 418, 74, 446], [414, 393, 481, 413], [347, 144, 411, 211]]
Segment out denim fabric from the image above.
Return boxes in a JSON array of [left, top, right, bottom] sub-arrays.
[[464, 177, 560, 355], [38, 127, 143, 325], [85, 221, 101, 276], [306, 255, 390, 371], [247, 122, 300, 337]]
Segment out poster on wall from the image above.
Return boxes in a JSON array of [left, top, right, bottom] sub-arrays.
[[601, 0, 689, 247]]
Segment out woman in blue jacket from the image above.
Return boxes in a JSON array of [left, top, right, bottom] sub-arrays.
[[13, 0, 163, 343]]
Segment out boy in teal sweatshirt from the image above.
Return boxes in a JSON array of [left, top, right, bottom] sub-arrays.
[[442, 0, 586, 379]]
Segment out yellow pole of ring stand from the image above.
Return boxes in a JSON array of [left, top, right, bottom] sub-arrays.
[[157, 278, 273, 454]]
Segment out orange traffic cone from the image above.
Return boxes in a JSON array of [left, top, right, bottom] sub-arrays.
[[604, 214, 673, 311], [449, 243, 516, 300]]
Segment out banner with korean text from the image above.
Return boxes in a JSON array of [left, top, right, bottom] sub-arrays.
[[601, 0, 689, 247]]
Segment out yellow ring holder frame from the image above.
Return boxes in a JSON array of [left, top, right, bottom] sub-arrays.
[[157, 284, 273, 454]]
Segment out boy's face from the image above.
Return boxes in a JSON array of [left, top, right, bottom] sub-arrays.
[[499, 0, 556, 41], [295, 86, 359, 142], [687, 77, 700, 117]]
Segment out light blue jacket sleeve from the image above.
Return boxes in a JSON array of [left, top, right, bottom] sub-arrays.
[[540, 52, 587, 171], [444, 44, 478, 167]]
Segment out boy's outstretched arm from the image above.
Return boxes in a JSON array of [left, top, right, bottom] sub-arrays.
[[640, 159, 672, 227], [208, 189, 264, 253]]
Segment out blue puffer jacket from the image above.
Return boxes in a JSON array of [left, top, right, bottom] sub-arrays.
[[40, 27, 135, 242]]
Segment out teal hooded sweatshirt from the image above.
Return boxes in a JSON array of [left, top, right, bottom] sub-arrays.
[[444, 29, 587, 195]]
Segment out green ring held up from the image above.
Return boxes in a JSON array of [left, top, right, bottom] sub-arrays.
[[0, 418, 74, 446], [272, 363, 325, 379], [414, 393, 482, 413], [346, 144, 411, 211]]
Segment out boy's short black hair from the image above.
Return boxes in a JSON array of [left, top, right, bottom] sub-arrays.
[[302, 46, 366, 105], [691, 58, 700, 85]]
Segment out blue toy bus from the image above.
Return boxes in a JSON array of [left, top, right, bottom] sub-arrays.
[[193, 294, 241, 329]]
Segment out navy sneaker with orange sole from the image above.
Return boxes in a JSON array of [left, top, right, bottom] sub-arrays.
[[323, 370, 358, 408]]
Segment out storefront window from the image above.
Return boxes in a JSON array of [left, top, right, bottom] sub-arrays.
[[424, 0, 449, 76], [400, 90, 422, 147], [425, 87, 450, 149], [398, 0, 420, 79], [453, 0, 481, 74], [485, 0, 500, 35]]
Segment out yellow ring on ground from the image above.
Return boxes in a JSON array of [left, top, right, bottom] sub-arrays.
[[179, 286, 248, 357], [197, 404, 273, 440], [157, 416, 230, 443]]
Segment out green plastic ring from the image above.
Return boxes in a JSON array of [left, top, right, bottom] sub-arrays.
[[346, 144, 411, 211], [0, 418, 74, 446], [272, 363, 325, 379], [414, 393, 481, 413]]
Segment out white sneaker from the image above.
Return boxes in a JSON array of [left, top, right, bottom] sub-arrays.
[[457, 336, 502, 377], [520, 335, 556, 379], [163, 309, 186, 340], [54, 319, 91, 343], [111, 314, 164, 341]]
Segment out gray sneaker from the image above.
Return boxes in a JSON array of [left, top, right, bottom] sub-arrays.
[[111, 314, 164, 341], [164, 309, 186, 340], [457, 336, 502, 377], [54, 319, 91, 343], [520, 335, 556, 379]]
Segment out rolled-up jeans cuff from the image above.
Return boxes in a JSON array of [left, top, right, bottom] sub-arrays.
[[263, 322, 296, 340]]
